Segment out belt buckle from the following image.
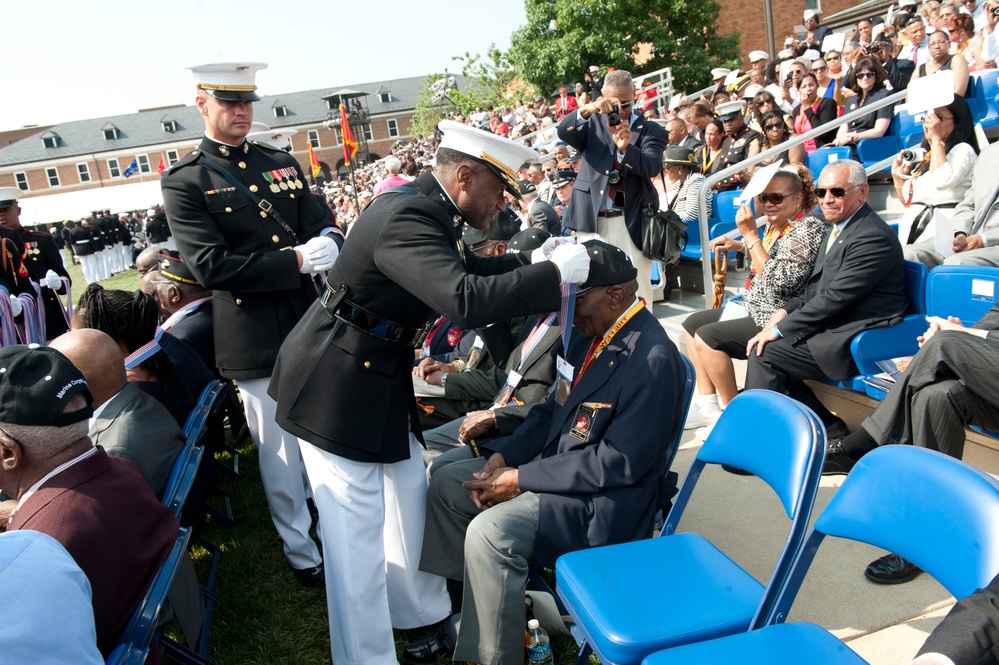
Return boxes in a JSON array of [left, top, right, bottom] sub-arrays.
[[258, 200, 273, 215]]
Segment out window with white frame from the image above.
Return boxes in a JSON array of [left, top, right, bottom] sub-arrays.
[[137, 155, 150, 173], [107, 158, 120, 178], [14, 173, 28, 191], [307, 130, 320, 148], [387, 119, 399, 137], [361, 124, 372, 141], [46, 168, 60, 187], [77, 163, 91, 182], [167, 150, 179, 165], [274, 105, 288, 117]]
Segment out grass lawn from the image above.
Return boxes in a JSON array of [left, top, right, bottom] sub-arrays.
[[58, 250, 143, 307]]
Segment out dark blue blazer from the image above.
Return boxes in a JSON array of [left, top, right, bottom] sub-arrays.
[[557, 110, 668, 247], [489, 307, 685, 566]]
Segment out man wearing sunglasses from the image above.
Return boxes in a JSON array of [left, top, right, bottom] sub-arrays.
[[744, 159, 908, 440], [557, 69, 669, 308]]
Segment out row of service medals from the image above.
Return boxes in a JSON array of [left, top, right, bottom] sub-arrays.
[[263, 167, 304, 193]]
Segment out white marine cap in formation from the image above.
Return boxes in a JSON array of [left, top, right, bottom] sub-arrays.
[[749, 50, 770, 62], [0, 186, 23, 210], [436, 119, 538, 199], [724, 70, 742, 87], [589, 65, 600, 72], [189, 62, 267, 102], [711, 67, 732, 81], [804, 49, 821, 61], [743, 83, 765, 99], [804, 8, 820, 20], [715, 100, 746, 120], [246, 121, 297, 151]]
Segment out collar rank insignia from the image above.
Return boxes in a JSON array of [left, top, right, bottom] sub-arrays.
[[218, 144, 230, 157]]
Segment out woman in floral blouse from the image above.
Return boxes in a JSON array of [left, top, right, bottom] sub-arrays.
[[681, 164, 827, 435]]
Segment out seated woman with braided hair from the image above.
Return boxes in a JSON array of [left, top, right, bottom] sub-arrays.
[[72, 284, 213, 425], [681, 164, 827, 438]]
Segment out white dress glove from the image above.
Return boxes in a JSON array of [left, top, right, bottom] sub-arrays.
[[43, 270, 62, 290], [550, 243, 590, 285], [295, 236, 340, 274], [530, 236, 567, 264], [8, 294, 22, 317]]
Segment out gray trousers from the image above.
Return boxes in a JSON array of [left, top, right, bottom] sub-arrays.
[[904, 240, 999, 267], [421, 418, 464, 466], [864, 330, 999, 458], [420, 456, 541, 665]]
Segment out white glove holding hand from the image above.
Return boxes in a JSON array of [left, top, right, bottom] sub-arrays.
[[43, 270, 62, 290], [550, 243, 590, 285], [530, 236, 567, 264], [8, 295, 22, 317], [295, 236, 340, 274]]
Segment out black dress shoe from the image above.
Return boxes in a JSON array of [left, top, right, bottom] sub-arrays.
[[292, 563, 325, 588], [722, 465, 753, 476], [865, 554, 922, 584], [401, 623, 455, 665], [826, 417, 850, 440], [822, 439, 856, 475]]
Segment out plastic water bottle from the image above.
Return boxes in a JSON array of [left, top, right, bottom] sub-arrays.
[[526, 619, 554, 665]]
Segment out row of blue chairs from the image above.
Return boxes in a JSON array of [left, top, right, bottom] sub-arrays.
[[554, 390, 999, 664]]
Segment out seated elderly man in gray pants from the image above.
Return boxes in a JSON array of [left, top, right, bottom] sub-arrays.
[[401, 240, 687, 665]]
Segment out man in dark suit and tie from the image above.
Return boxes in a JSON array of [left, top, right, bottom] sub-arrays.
[[744, 159, 909, 438], [405, 241, 686, 665], [558, 69, 669, 307]]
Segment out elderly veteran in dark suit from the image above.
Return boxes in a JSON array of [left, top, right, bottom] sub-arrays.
[[405, 240, 686, 665], [0, 345, 178, 661], [269, 120, 591, 665], [140, 250, 215, 372], [558, 69, 669, 307], [745, 159, 908, 439]]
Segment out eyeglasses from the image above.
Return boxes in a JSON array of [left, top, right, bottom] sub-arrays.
[[764, 123, 784, 131], [826, 55, 841, 60], [619, 101, 634, 109], [928, 115, 955, 121], [856, 71, 877, 79], [815, 184, 862, 198], [812, 66, 828, 72], [759, 192, 791, 204]]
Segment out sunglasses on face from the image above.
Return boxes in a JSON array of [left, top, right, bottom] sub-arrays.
[[812, 66, 828, 72], [857, 71, 876, 79], [619, 101, 634, 109], [764, 123, 784, 131], [816, 184, 862, 198], [759, 192, 791, 204]]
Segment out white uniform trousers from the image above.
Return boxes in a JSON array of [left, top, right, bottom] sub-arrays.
[[78, 253, 99, 284], [121, 242, 133, 268], [236, 377, 322, 570], [577, 215, 654, 310], [98, 249, 111, 280], [299, 434, 451, 665], [112, 243, 125, 273]]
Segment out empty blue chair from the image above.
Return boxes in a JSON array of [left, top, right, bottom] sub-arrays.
[[555, 391, 825, 665], [108, 527, 191, 665], [924, 264, 999, 325], [642, 445, 999, 665], [807, 147, 851, 181], [183, 380, 226, 446], [973, 70, 999, 131]]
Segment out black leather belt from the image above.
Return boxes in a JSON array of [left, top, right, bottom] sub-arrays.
[[320, 282, 430, 347], [597, 209, 624, 218]]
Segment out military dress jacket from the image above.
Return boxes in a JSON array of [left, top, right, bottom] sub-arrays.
[[270, 172, 562, 464], [19, 227, 70, 339], [160, 136, 337, 379]]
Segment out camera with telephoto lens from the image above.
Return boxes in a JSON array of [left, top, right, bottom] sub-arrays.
[[865, 42, 882, 55], [901, 147, 927, 163], [607, 103, 621, 127], [785, 37, 794, 48]]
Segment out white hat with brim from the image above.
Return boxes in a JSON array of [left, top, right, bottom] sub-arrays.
[[189, 62, 267, 102], [749, 50, 770, 62], [0, 186, 23, 210], [743, 83, 765, 99], [437, 120, 538, 199], [711, 68, 732, 80], [248, 127, 297, 151], [715, 100, 746, 120], [804, 9, 820, 20]]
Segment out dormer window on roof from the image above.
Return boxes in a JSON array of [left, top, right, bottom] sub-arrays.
[[273, 101, 288, 117], [379, 92, 391, 103], [162, 119, 177, 132], [102, 123, 120, 140], [40, 130, 60, 149]]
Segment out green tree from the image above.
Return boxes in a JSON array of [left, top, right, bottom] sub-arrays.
[[507, 0, 741, 97], [449, 44, 533, 113]]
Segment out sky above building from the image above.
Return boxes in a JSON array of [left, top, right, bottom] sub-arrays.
[[1, 0, 526, 131]]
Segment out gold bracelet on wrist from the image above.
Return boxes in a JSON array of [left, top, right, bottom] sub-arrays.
[[745, 239, 761, 252]]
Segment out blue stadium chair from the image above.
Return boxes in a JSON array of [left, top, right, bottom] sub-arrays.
[[107, 527, 191, 665], [853, 264, 999, 397], [641, 446, 999, 665], [806, 147, 851, 181], [973, 70, 999, 131], [527, 354, 697, 620], [822, 260, 928, 394], [184, 380, 226, 447], [681, 190, 740, 261], [555, 391, 825, 665]]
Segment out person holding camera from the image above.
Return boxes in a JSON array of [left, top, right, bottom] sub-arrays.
[[832, 58, 894, 150], [910, 30, 971, 96], [901, 97, 981, 266], [557, 69, 669, 307], [865, 35, 916, 92]]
